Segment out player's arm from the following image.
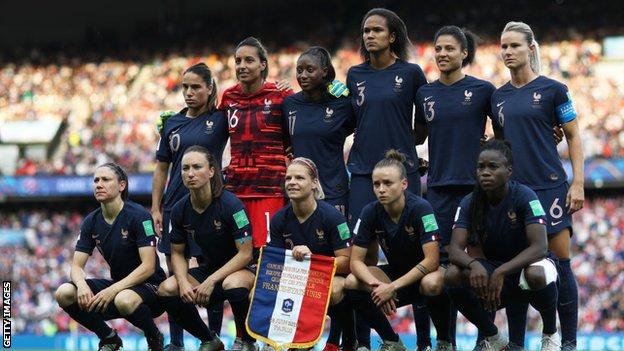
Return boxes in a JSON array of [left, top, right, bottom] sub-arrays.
[[413, 123, 427, 145], [350, 244, 381, 287], [448, 227, 473, 268], [108, 246, 158, 293], [208, 237, 253, 285], [561, 118, 584, 212], [151, 161, 170, 236], [333, 247, 351, 275], [70, 251, 90, 286], [495, 223, 547, 277], [391, 241, 439, 291], [171, 242, 189, 283]]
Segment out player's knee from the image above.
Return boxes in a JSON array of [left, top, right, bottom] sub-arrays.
[[55, 283, 77, 307], [223, 271, 253, 290], [523, 266, 547, 290], [444, 265, 463, 287], [420, 273, 444, 296], [330, 279, 345, 304], [344, 274, 360, 290], [114, 290, 142, 315], [157, 276, 179, 297]]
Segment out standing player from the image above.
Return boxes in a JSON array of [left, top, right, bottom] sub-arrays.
[[55, 163, 166, 351], [269, 157, 355, 351], [282, 46, 354, 217], [414, 26, 497, 349], [152, 63, 228, 351], [492, 21, 585, 351], [220, 37, 294, 251], [445, 140, 560, 351], [157, 146, 257, 351], [345, 150, 453, 351], [346, 8, 429, 350]]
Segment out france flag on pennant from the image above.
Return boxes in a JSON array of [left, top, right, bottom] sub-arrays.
[[246, 246, 336, 350]]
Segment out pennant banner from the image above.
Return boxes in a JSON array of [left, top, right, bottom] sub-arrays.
[[246, 246, 336, 350]]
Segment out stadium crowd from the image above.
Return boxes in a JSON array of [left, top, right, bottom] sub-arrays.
[[1, 37, 622, 176], [2, 196, 622, 336]]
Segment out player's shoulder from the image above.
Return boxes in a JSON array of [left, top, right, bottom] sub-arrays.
[[347, 62, 370, 75], [464, 75, 496, 91], [271, 203, 292, 223], [219, 190, 245, 210], [510, 181, 538, 201], [222, 83, 242, 96], [458, 192, 475, 208], [406, 192, 434, 213], [493, 80, 514, 95], [171, 194, 191, 213], [417, 80, 440, 95], [317, 200, 344, 221], [536, 75, 568, 92], [82, 208, 100, 226], [123, 201, 151, 218], [283, 91, 305, 105]]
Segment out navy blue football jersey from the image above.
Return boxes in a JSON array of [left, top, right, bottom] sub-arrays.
[[170, 190, 252, 269], [491, 76, 577, 190], [416, 76, 496, 186], [76, 201, 166, 284], [156, 109, 228, 209], [353, 192, 440, 274], [269, 200, 352, 257], [453, 181, 547, 262], [346, 60, 427, 175], [281, 93, 354, 200]]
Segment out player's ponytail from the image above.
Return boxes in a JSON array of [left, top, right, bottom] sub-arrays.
[[98, 162, 129, 200], [502, 21, 541, 74], [433, 25, 477, 67], [289, 157, 325, 200], [183, 145, 225, 198], [184, 62, 218, 113], [468, 140, 514, 245], [374, 149, 407, 180]]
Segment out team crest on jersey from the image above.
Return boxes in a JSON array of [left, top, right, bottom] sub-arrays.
[[393, 75, 404, 92], [263, 99, 272, 114], [121, 228, 129, 240], [405, 224, 415, 238], [183, 224, 196, 241], [316, 228, 325, 240], [213, 219, 223, 231], [532, 92, 542, 108], [507, 210, 518, 228], [324, 107, 334, 122], [205, 120, 214, 134], [463, 90, 473, 105]]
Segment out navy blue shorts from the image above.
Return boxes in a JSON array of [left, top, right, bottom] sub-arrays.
[[473, 259, 523, 309], [324, 194, 349, 219], [348, 172, 421, 228], [378, 264, 424, 308], [187, 265, 255, 307], [426, 185, 473, 247], [158, 208, 203, 258], [534, 182, 573, 236], [70, 278, 164, 319]]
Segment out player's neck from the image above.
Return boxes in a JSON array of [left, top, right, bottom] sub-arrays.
[[510, 66, 538, 88], [485, 183, 509, 206], [383, 194, 405, 223], [186, 106, 208, 118], [292, 196, 317, 223], [101, 197, 124, 224], [190, 187, 213, 213], [439, 69, 465, 86], [369, 50, 396, 70], [302, 88, 324, 103], [241, 79, 264, 95]]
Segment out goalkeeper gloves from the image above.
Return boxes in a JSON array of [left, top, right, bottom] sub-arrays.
[[157, 110, 176, 133]]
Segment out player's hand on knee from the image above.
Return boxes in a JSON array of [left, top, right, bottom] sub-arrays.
[[195, 279, 216, 306], [380, 298, 397, 316], [371, 282, 396, 306], [178, 280, 196, 304], [292, 245, 312, 261], [469, 262, 489, 299], [88, 286, 119, 313], [76, 281, 94, 310], [485, 269, 504, 312]]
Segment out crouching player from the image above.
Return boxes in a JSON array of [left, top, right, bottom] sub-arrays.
[[445, 140, 560, 351], [157, 146, 257, 351], [55, 163, 167, 351], [345, 150, 452, 351], [268, 157, 355, 350]]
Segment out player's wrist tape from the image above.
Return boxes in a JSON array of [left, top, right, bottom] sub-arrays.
[[416, 264, 429, 275]]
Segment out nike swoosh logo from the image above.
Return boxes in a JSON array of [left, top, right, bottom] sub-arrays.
[[497, 101, 505, 107], [374, 230, 384, 234], [289, 110, 296, 115], [228, 102, 238, 107], [424, 96, 433, 101], [283, 233, 292, 237], [551, 220, 563, 226], [559, 300, 574, 306], [356, 81, 366, 86]]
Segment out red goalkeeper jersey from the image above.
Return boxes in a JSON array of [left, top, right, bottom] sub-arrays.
[[220, 82, 293, 198]]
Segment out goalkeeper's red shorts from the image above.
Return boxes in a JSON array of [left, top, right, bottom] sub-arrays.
[[243, 197, 285, 248]]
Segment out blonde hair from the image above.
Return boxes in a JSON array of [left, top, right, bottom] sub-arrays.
[[502, 21, 541, 74], [289, 157, 325, 200]]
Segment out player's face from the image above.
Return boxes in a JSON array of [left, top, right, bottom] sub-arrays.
[[363, 15, 395, 54], [181, 151, 215, 191], [296, 55, 327, 92], [434, 34, 466, 73], [285, 164, 316, 200], [372, 166, 407, 205], [235, 45, 266, 84], [182, 72, 212, 110], [500, 31, 531, 70], [93, 167, 125, 203], [476, 150, 512, 191]]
